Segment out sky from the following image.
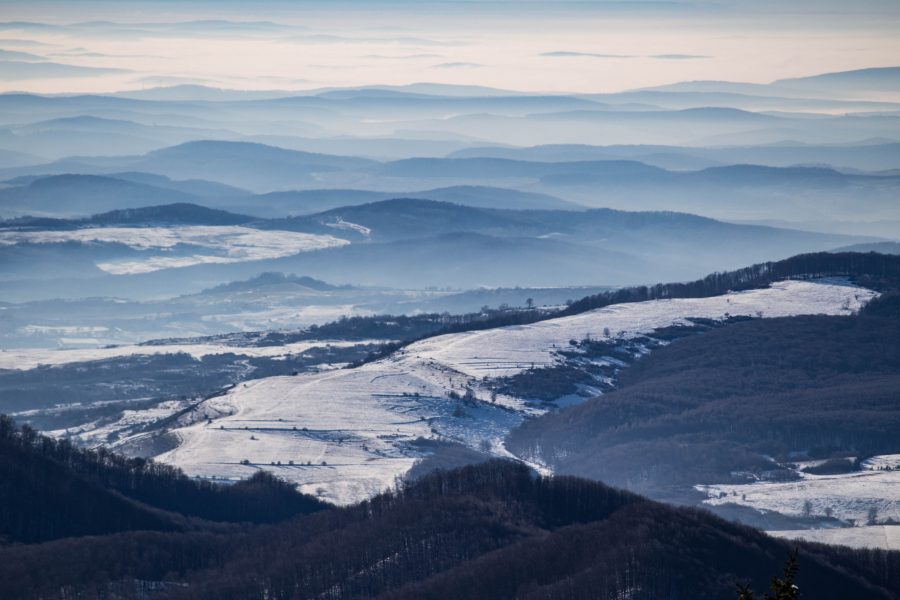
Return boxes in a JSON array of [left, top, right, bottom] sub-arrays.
[[0, 0, 898, 94]]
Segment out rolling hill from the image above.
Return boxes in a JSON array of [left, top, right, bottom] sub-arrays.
[[0, 198, 876, 299], [1, 443, 896, 600], [0, 174, 200, 217]]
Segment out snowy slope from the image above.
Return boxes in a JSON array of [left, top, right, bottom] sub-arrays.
[[145, 279, 875, 505], [153, 361, 522, 505], [406, 279, 873, 379], [0, 340, 372, 370], [0, 226, 348, 274], [770, 525, 900, 551]]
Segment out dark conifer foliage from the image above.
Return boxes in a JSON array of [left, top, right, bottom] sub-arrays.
[[0, 421, 180, 544], [0, 460, 896, 600], [507, 314, 900, 496], [861, 290, 900, 318], [737, 551, 801, 600], [0, 415, 327, 544]]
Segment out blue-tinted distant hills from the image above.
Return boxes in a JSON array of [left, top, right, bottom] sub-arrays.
[[379, 156, 663, 180], [832, 241, 900, 254], [2, 67, 899, 156], [3, 115, 239, 159], [135, 141, 377, 189], [774, 66, 900, 94], [2, 140, 898, 227], [199, 272, 351, 294], [0, 172, 580, 218], [0, 141, 378, 192], [0, 197, 876, 300], [105, 172, 250, 199], [448, 141, 900, 172], [251, 185, 582, 216], [642, 66, 900, 98], [0, 174, 198, 216]]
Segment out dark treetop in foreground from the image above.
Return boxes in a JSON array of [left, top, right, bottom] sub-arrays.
[[0, 422, 898, 600]]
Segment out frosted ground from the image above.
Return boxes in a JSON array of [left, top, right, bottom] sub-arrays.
[[770, 524, 900, 551], [0, 339, 371, 370], [0, 226, 348, 273], [129, 279, 875, 505], [701, 454, 900, 549]]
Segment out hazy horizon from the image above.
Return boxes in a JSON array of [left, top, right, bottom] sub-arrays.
[[0, 0, 898, 95]]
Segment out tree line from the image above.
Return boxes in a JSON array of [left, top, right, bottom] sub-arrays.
[[0, 414, 326, 544], [1, 455, 898, 600], [508, 313, 900, 498]]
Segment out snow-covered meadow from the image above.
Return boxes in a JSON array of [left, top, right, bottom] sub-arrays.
[[146, 279, 875, 505], [770, 525, 900, 551], [0, 339, 371, 371], [152, 364, 522, 504], [700, 454, 900, 548], [0, 226, 349, 274], [700, 465, 900, 524]]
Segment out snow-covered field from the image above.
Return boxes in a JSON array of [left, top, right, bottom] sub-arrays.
[[0, 226, 348, 274], [700, 467, 900, 525], [55, 400, 190, 447], [143, 279, 875, 505], [0, 339, 372, 370], [770, 525, 900, 550], [152, 363, 523, 504], [404, 279, 873, 379], [700, 454, 900, 549]]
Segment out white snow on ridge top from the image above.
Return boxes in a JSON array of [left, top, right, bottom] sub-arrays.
[[153, 279, 876, 505], [0, 226, 349, 274], [406, 279, 875, 379], [0, 340, 374, 371]]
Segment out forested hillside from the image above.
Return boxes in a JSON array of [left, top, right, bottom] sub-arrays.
[[0, 416, 326, 543], [0, 452, 898, 600], [507, 314, 900, 499]]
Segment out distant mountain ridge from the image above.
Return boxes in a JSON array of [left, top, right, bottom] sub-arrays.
[[251, 185, 582, 215], [2, 140, 898, 218], [200, 272, 350, 294], [774, 66, 900, 93], [447, 141, 900, 172], [0, 198, 877, 300], [0, 202, 257, 228], [0, 174, 197, 217]]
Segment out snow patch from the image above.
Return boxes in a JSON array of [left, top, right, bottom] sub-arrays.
[[0, 340, 374, 371], [0, 226, 349, 274], [699, 458, 900, 527], [769, 525, 900, 550], [324, 218, 371, 237]]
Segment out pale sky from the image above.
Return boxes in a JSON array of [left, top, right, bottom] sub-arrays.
[[0, 0, 898, 94]]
